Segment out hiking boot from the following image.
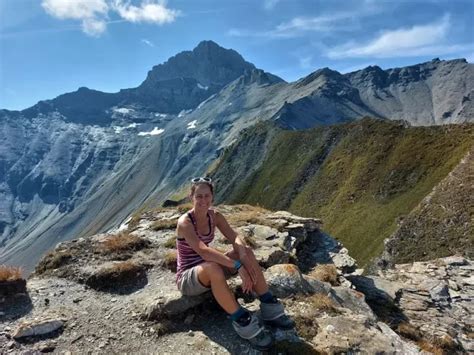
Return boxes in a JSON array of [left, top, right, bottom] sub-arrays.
[[260, 298, 295, 329], [232, 312, 273, 350]]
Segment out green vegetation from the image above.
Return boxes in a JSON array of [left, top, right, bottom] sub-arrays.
[[220, 118, 474, 266]]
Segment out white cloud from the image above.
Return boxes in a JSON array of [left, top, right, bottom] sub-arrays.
[[229, 5, 383, 39], [327, 14, 468, 58], [41, 0, 179, 37], [42, 0, 108, 20], [82, 17, 107, 36], [112, 0, 180, 24], [264, 0, 280, 10], [141, 38, 155, 47], [298, 56, 313, 69]]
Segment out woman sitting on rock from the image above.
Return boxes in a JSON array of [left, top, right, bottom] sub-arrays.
[[175, 177, 293, 350]]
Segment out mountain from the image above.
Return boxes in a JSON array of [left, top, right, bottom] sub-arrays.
[[346, 58, 474, 125], [0, 40, 473, 274], [210, 118, 474, 266], [22, 40, 258, 125]]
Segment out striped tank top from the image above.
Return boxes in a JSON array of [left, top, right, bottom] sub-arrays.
[[176, 210, 215, 283]]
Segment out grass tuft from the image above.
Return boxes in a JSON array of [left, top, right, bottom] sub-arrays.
[[151, 218, 178, 231], [99, 232, 148, 254], [309, 264, 339, 286], [0, 265, 23, 282]]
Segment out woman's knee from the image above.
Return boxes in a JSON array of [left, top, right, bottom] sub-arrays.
[[201, 262, 225, 281]]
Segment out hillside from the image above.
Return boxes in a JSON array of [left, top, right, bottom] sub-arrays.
[[211, 118, 474, 266], [2, 205, 472, 353]]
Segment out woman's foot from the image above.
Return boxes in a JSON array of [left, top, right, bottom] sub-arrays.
[[260, 297, 295, 329], [232, 312, 274, 350]]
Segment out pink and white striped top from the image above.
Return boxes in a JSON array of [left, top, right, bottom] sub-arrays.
[[176, 210, 215, 283]]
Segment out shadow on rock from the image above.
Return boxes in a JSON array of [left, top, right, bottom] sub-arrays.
[[85, 262, 149, 295], [347, 275, 408, 326], [0, 279, 33, 321]]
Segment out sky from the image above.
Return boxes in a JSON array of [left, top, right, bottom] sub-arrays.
[[0, 0, 473, 110]]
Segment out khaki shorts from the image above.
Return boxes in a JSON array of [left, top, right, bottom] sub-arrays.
[[177, 263, 237, 296]]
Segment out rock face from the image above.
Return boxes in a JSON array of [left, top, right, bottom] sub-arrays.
[[350, 255, 474, 353], [0, 205, 444, 354]]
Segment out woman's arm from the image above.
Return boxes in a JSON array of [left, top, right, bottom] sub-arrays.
[[177, 215, 236, 269], [215, 211, 259, 282]]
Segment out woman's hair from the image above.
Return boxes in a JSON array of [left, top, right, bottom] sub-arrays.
[[190, 181, 214, 197]]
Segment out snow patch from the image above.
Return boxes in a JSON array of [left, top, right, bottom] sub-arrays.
[[187, 120, 197, 129], [113, 107, 134, 115], [197, 83, 209, 90], [138, 127, 165, 136], [112, 123, 139, 134], [178, 109, 193, 118]]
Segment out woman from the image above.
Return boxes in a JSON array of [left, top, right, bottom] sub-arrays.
[[175, 177, 293, 350]]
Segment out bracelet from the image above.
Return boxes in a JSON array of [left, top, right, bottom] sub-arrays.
[[234, 260, 242, 270]]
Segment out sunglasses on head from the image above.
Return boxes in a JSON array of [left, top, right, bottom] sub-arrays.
[[191, 177, 212, 183]]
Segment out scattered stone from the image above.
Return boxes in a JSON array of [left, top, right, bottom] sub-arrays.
[[13, 319, 64, 339]]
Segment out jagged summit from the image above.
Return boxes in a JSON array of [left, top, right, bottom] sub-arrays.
[[141, 40, 256, 87]]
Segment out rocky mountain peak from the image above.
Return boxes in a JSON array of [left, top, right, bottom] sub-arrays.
[[141, 40, 256, 88]]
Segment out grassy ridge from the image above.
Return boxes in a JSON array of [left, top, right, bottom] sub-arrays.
[[222, 118, 474, 266]]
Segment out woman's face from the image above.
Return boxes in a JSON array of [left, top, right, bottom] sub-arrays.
[[191, 184, 213, 212]]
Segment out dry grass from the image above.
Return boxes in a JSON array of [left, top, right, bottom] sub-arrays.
[[416, 340, 444, 355], [164, 236, 176, 249], [99, 232, 148, 254], [396, 322, 422, 341], [0, 265, 23, 282], [35, 251, 73, 274], [222, 205, 280, 229], [176, 203, 193, 214], [163, 251, 177, 272], [151, 218, 178, 231], [293, 315, 319, 341], [309, 264, 339, 286], [307, 293, 339, 312]]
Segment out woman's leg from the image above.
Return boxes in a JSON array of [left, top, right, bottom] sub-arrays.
[[196, 261, 240, 314], [226, 248, 269, 295]]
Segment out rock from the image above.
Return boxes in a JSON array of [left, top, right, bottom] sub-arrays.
[[302, 275, 332, 295], [329, 252, 357, 274], [377, 322, 420, 354], [330, 287, 376, 320], [12, 319, 64, 339], [442, 255, 468, 266], [144, 292, 212, 321], [313, 314, 408, 354], [264, 264, 314, 298]]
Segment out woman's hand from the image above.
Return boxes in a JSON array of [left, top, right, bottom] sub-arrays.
[[238, 266, 254, 294], [238, 247, 258, 285]]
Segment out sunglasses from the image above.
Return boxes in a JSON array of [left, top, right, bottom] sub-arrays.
[[191, 177, 212, 183]]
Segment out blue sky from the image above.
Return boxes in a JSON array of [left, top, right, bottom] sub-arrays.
[[1, 0, 473, 110]]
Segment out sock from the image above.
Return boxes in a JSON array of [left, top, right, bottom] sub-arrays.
[[259, 291, 277, 304], [230, 307, 251, 326]]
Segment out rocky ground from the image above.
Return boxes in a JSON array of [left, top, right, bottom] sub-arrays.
[[1, 205, 471, 354]]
